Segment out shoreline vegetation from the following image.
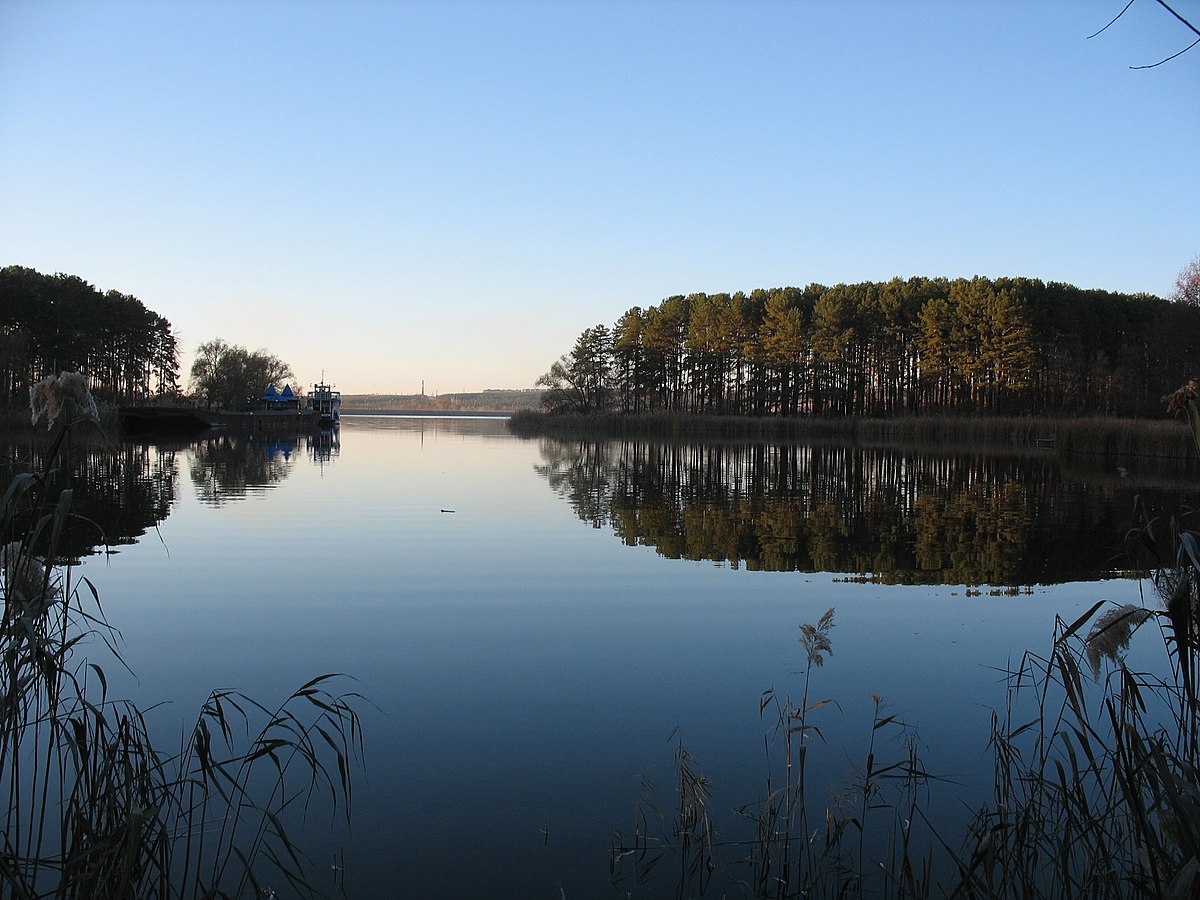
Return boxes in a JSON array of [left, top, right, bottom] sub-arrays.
[[508, 409, 1195, 459]]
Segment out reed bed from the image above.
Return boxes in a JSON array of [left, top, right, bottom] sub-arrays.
[[509, 410, 1195, 460], [611, 497, 1200, 898], [1, 380, 362, 899]]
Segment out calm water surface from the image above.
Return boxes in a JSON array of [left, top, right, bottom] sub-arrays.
[[49, 416, 1188, 897]]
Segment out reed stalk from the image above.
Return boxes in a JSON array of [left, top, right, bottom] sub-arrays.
[[612, 537, 1200, 898]]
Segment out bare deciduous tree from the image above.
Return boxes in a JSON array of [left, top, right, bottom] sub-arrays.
[[1173, 256, 1200, 306]]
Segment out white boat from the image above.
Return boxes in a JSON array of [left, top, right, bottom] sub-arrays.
[[308, 380, 341, 428]]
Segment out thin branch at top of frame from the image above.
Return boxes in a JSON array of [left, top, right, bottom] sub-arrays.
[[1090, 0, 1200, 67]]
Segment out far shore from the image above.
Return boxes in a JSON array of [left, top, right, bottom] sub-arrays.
[[506, 409, 1196, 460], [340, 408, 511, 418]]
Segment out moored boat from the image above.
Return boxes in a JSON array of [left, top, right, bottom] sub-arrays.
[[308, 380, 341, 428]]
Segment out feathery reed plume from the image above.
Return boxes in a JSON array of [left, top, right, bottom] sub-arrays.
[[29, 371, 101, 429], [1083, 603, 1153, 677], [1163, 378, 1200, 453], [1162, 378, 1200, 418], [799, 607, 834, 667]]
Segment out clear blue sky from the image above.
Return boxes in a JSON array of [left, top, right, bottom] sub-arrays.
[[2, 0, 1197, 395]]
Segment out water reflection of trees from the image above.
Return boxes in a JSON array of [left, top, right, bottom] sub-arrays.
[[2, 439, 180, 563], [535, 439, 1182, 585], [189, 434, 300, 505], [3, 428, 330, 558]]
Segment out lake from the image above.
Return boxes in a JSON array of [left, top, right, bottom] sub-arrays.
[[17, 415, 1192, 897]]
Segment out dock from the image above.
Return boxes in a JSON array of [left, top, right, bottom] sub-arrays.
[[120, 406, 326, 435], [119, 406, 218, 434]]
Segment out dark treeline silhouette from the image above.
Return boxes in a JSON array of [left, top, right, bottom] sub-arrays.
[[0, 265, 179, 406], [541, 276, 1200, 419], [534, 437, 1189, 585]]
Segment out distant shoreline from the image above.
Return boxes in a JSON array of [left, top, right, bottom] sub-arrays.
[[339, 389, 539, 416], [341, 409, 511, 418]]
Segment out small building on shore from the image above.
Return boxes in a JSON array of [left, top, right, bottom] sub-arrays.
[[261, 384, 301, 411]]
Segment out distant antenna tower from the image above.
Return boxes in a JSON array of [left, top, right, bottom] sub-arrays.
[[421, 379, 425, 396]]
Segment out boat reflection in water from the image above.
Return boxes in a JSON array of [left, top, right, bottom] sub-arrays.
[[309, 426, 340, 468]]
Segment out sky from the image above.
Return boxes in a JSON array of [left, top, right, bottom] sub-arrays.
[[1, 0, 1197, 396]]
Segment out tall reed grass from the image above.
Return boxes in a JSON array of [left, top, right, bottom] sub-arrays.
[[613, 569, 1200, 898], [2, 377, 362, 898]]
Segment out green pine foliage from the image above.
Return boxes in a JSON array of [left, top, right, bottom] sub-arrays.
[[544, 276, 1197, 418]]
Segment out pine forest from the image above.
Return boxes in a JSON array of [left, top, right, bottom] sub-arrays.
[[0, 265, 179, 406], [541, 276, 1200, 419]]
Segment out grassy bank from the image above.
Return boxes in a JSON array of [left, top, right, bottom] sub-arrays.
[[509, 410, 1195, 459]]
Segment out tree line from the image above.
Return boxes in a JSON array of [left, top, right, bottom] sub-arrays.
[[539, 276, 1200, 419], [0, 265, 179, 406]]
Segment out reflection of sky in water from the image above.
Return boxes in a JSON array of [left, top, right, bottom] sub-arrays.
[[78, 417, 1154, 897]]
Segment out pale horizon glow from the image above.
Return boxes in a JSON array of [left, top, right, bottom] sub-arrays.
[[2, 1, 1197, 394]]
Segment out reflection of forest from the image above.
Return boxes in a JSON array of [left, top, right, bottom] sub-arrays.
[[1, 439, 180, 563], [2, 430, 330, 560], [535, 439, 1188, 585], [189, 434, 302, 505]]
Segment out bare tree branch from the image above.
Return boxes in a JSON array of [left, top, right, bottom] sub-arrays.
[[1134, 0, 1200, 67], [1155, 0, 1200, 38], [1132, 34, 1200, 67], [1092, 0, 1200, 68], [1088, 0, 1137, 39]]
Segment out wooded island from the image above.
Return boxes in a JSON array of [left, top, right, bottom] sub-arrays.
[[538, 277, 1199, 419]]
